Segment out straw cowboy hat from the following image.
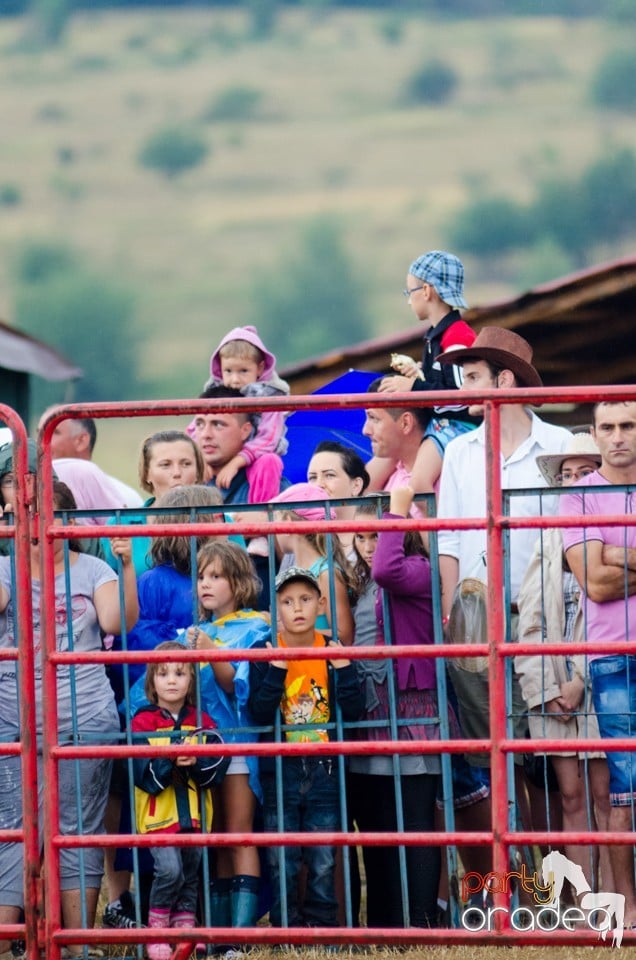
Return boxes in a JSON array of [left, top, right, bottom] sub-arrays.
[[536, 432, 602, 487], [438, 326, 543, 388]]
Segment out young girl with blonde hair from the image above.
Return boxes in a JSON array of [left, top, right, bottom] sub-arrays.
[[187, 541, 270, 932]]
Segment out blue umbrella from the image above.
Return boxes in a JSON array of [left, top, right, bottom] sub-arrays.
[[282, 369, 377, 483]]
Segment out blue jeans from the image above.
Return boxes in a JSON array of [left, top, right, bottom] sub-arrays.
[[590, 654, 636, 806], [261, 759, 339, 927]]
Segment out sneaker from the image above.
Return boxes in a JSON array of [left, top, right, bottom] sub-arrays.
[[102, 890, 145, 930], [10, 941, 27, 960]]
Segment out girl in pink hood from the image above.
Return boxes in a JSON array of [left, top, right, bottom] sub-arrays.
[[193, 325, 290, 503]]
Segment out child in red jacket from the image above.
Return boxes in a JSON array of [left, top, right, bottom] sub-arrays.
[[132, 640, 227, 960]]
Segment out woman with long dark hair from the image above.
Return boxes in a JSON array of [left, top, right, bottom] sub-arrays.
[[307, 441, 370, 558]]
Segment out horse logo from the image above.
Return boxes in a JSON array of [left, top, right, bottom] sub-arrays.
[[542, 849, 625, 947]]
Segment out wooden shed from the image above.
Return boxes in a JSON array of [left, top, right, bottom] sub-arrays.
[[0, 319, 82, 426]]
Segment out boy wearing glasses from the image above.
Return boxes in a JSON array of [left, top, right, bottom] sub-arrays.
[[370, 250, 479, 497]]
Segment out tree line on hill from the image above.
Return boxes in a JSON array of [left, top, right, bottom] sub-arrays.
[[2, 0, 633, 19]]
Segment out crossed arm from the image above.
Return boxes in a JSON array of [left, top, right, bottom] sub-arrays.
[[565, 539, 636, 603]]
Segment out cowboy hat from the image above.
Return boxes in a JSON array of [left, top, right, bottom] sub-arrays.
[[536, 432, 601, 487], [438, 326, 542, 388]]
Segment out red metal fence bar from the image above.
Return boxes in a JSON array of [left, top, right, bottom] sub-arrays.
[[0, 410, 40, 957]]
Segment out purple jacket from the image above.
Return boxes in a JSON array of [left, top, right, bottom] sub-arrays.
[[372, 513, 436, 691]]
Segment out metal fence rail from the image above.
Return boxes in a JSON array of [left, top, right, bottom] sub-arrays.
[[0, 409, 40, 957]]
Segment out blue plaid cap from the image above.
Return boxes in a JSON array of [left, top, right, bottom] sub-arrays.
[[408, 250, 468, 309]]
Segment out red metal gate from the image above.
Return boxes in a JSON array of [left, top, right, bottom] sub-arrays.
[[2, 384, 635, 956]]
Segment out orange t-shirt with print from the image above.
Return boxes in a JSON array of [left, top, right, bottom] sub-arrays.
[[277, 632, 331, 743]]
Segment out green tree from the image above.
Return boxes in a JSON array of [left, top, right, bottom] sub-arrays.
[[534, 148, 636, 264], [378, 14, 406, 45], [13, 247, 138, 409], [250, 217, 371, 366], [202, 86, 263, 123], [138, 126, 210, 179], [581, 148, 636, 240], [522, 178, 591, 265], [403, 61, 458, 106], [448, 196, 534, 256], [591, 50, 636, 112], [515, 238, 575, 290], [30, 0, 71, 46], [607, 0, 636, 21], [0, 184, 22, 207], [15, 240, 76, 283], [246, 0, 279, 40]]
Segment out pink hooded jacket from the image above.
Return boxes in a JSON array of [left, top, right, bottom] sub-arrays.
[[210, 325, 277, 381], [207, 325, 290, 466]]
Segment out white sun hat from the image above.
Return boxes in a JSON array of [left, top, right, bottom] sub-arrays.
[[536, 432, 602, 487]]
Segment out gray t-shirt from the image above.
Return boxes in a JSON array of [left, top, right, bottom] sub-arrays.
[[0, 553, 117, 736]]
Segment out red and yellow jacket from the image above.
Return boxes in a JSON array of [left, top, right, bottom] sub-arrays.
[[131, 704, 228, 834]]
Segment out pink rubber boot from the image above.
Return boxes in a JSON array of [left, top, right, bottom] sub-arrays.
[[146, 907, 172, 960]]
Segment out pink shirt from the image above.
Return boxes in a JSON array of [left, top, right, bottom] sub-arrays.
[[561, 471, 636, 658], [384, 463, 426, 518]]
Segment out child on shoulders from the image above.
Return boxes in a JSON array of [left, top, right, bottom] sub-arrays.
[[370, 250, 479, 498], [196, 324, 290, 502]]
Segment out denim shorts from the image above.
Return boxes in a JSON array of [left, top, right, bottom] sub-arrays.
[[425, 417, 477, 457], [436, 754, 490, 811], [451, 756, 491, 808], [590, 655, 636, 806]]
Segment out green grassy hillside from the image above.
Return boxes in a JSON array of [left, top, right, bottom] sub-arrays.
[[0, 7, 633, 482]]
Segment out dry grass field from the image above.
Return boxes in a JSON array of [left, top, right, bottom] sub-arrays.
[[2, 944, 633, 960], [0, 6, 635, 481], [248, 950, 633, 960]]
